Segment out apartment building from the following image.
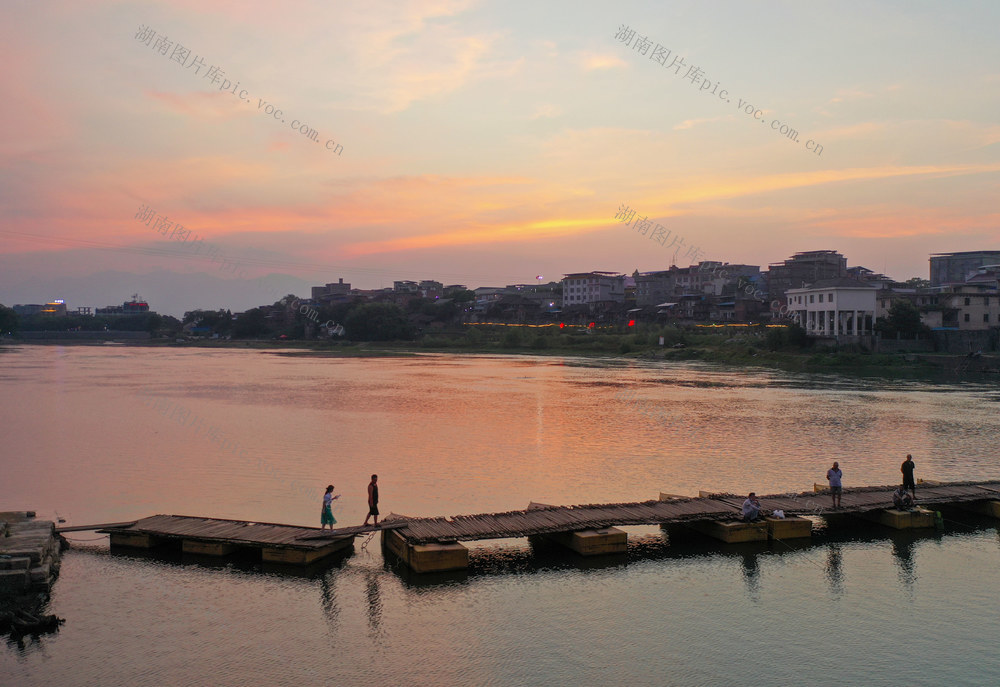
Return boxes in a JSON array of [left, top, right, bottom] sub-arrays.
[[312, 278, 353, 303], [929, 251, 1000, 286], [562, 272, 625, 306], [768, 250, 848, 306]]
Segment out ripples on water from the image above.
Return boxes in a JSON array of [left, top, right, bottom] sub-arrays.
[[2, 346, 1000, 685]]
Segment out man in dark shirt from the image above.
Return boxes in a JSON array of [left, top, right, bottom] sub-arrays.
[[363, 474, 379, 527], [901, 454, 916, 500]]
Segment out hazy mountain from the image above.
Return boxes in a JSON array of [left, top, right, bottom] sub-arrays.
[[0, 270, 316, 319]]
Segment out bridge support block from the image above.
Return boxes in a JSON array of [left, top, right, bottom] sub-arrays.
[[955, 500, 1000, 518], [382, 528, 468, 573], [543, 528, 627, 556], [260, 538, 353, 565], [766, 516, 812, 540], [182, 540, 237, 556], [689, 519, 768, 543], [109, 532, 158, 548], [858, 507, 936, 529]]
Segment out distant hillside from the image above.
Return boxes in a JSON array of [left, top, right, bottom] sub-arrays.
[[0, 270, 315, 318]]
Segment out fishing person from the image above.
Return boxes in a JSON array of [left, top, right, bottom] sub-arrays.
[[893, 483, 914, 510], [742, 492, 763, 521], [321, 485, 340, 530], [827, 461, 843, 508], [363, 474, 379, 527]]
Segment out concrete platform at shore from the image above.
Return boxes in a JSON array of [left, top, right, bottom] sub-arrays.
[[1, 511, 64, 621]]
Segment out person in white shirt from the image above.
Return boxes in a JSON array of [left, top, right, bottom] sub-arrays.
[[827, 461, 843, 508]]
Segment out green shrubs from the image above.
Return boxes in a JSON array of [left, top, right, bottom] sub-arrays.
[[501, 328, 523, 348]]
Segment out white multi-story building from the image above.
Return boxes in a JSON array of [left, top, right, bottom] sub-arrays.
[[786, 278, 877, 338], [562, 272, 625, 306]]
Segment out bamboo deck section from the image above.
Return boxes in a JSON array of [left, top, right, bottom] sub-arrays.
[[56, 520, 137, 533], [100, 514, 350, 550], [94, 480, 1000, 552], [299, 521, 410, 540], [366, 480, 1000, 544]]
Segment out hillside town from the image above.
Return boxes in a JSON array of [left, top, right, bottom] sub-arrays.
[[4, 249, 999, 353]]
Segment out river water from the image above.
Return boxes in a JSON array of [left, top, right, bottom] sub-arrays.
[[2, 345, 999, 686]]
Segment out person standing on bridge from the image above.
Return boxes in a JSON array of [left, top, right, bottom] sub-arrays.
[[827, 461, 843, 508], [901, 454, 916, 500], [363, 474, 379, 527], [321, 485, 340, 530]]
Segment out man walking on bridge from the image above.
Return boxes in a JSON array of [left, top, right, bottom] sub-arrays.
[[363, 474, 379, 527]]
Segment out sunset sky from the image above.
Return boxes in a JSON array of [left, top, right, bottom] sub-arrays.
[[2, 0, 998, 316]]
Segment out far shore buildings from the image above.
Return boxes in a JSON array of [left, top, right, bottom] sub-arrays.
[[95, 295, 150, 316], [929, 251, 1000, 286], [633, 263, 761, 306], [14, 295, 148, 318], [877, 264, 1000, 331], [311, 278, 353, 304], [13, 301, 69, 316], [768, 250, 848, 307], [561, 271, 625, 308], [786, 278, 877, 340]]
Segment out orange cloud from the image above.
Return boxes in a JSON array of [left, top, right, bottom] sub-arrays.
[[579, 53, 627, 71], [807, 208, 1000, 239], [326, 163, 1000, 257], [146, 90, 245, 119], [673, 116, 733, 131], [654, 163, 1000, 208], [343, 217, 611, 256]]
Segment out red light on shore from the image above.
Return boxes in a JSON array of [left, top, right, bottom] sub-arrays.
[[588, 322, 595, 328], [627, 319, 635, 327], [559, 322, 565, 328]]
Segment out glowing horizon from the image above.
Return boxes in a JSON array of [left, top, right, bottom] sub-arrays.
[[2, 0, 998, 314]]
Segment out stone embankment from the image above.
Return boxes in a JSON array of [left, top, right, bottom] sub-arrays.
[[0, 511, 66, 636]]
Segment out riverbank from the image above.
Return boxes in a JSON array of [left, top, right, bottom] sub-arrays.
[[6, 335, 999, 380]]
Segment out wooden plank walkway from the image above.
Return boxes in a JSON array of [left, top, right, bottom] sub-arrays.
[[298, 521, 410, 540], [56, 520, 137, 533], [377, 480, 1000, 544], [100, 514, 351, 550], [92, 480, 1000, 549]]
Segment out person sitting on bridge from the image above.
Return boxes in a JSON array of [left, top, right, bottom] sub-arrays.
[[893, 484, 914, 510], [742, 493, 763, 521]]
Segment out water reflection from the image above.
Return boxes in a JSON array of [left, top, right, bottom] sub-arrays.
[[890, 534, 919, 591], [390, 563, 469, 589], [319, 569, 339, 634], [364, 569, 384, 640], [738, 547, 761, 599], [825, 544, 844, 598]]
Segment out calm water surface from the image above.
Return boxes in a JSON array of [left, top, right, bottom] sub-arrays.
[[2, 345, 999, 686]]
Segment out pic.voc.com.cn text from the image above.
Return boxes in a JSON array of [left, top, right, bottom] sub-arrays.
[[134, 25, 344, 156]]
